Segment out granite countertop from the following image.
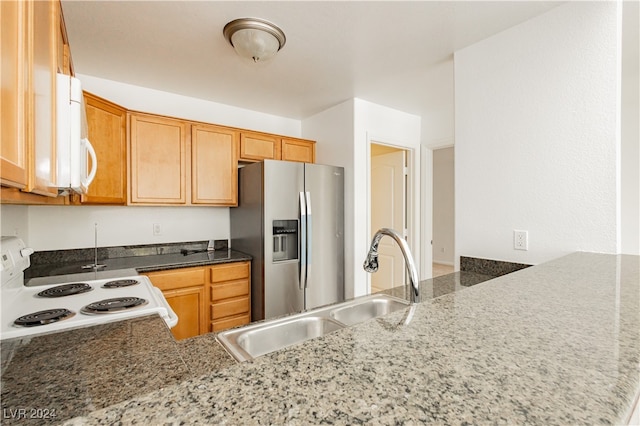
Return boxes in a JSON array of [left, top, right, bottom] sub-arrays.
[[24, 241, 252, 285], [2, 252, 638, 425]]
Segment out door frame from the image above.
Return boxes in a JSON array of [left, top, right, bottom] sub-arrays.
[[366, 135, 417, 294]]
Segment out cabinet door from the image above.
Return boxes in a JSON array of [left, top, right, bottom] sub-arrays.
[[281, 138, 316, 163], [82, 92, 126, 204], [239, 132, 280, 162], [0, 0, 28, 189], [191, 124, 237, 205], [163, 286, 205, 340], [145, 267, 206, 340], [129, 113, 187, 204], [27, 0, 58, 197]]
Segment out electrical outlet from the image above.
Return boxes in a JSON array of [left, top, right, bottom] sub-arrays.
[[514, 230, 528, 251], [153, 223, 162, 236]]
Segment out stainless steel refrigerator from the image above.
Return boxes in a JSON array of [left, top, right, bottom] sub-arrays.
[[231, 160, 345, 321]]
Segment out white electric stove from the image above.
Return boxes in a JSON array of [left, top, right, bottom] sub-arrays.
[[0, 236, 178, 341]]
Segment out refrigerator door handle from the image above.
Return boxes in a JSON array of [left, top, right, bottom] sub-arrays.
[[299, 192, 307, 290], [305, 191, 312, 289]]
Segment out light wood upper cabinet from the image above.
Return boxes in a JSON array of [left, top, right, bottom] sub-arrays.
[[79, 92, 127, 204], [239, 132, 281, 162], [281, 138, 316, 163], [129, 113, 187, 204], [28, 0, 59, 197], [1, 0, 28, 189], [1, 0, 59, 197], [191, 124, 238, 206]]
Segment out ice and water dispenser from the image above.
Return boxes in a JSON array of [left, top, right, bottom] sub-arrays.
[[272, 220, 298, 262]]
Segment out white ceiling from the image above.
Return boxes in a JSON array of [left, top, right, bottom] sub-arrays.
[[61, 1, 563, 122]]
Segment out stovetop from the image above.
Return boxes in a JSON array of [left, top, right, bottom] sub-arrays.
[[0, 275, 177, 341]]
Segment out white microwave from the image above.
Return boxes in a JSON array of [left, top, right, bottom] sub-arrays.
[[56, 73, 97, 194]]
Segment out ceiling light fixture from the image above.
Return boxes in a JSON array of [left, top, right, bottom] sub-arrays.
[[223, 18, 286, 63]]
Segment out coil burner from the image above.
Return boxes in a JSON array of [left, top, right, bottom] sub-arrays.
[[80, 297, 148, 314], [37, 283, 93, 298], [14, 309, 76, 327], [102, 279, 139, 289]]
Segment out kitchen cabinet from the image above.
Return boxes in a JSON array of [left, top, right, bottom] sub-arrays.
[[238, 132, 316, 163], [209, 261, 251, 332], [1, 0, 62, 198], [78, 92, 127, 204], [191, 124, 238, 206], [1, 0, 28, 189], [239, 131, 281, 162], [129, 113, 187, 204], [144, 266, 207, 340], [281, 137, 316, 163], [27, 0, 59, 197]]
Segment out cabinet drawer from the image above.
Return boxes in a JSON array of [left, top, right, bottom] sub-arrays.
[[211, 297, 249, 320], [211, 279, 249, 302], [145, 267, 205, 291], [211, 314, 250, 333], [210, 262, 250, 283]]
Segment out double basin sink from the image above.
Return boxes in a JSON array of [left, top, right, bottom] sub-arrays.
[[216, 294, 409, 362]]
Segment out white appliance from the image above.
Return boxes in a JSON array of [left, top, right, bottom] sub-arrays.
[[0, 237, 178, 341], [56, 73, 97, 194]]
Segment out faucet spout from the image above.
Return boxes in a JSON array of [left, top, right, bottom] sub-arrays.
[[363, 228, 420, 303]]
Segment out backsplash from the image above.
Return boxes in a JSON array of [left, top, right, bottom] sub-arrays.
[[30, 240, 212, 266]]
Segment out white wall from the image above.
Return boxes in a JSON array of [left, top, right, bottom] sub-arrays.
[[432, 147, 454, 265], [621, 0, 640, 255], [304, 99, 421, 298], [355, 100, 422, 295], [302, 100, 356, 297], [0, 75, 303, 251], [454, 1, 621, 266], [421, 58, 455, 149], [26, 205, 229, 251], [77, 74, 301, 137]]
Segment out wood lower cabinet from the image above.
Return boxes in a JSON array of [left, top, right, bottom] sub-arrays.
[[209, 261, 251, 332], [129, 113, 187, 204], [144, 266, 206, 340], [80, 92, 127, 204], [281, 137, 316, 163]]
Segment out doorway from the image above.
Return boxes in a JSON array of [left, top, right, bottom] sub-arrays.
[[369, 143, 410, 294]]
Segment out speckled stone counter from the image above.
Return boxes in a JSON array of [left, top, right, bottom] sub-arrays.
[[0, 315, 235, 425], [55, 252, 638, 425]]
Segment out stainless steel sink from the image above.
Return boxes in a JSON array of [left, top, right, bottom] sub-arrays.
[[329, 294, 409, 326], [217, 314, 345, 362], [216, 294, 410, 362]]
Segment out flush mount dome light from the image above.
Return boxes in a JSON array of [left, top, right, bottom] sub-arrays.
[[223, 18, 286, 63]]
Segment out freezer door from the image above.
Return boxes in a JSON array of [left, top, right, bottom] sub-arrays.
[[263, 160, 305, 320], [304, 163, 345, 309]]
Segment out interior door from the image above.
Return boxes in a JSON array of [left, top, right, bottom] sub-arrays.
[[371, 149, 406, 293]]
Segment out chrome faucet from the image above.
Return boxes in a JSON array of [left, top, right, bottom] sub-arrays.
[[363, 228, 420, 303]]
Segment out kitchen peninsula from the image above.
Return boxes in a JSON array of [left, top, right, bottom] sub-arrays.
[[1, 252, 638, 425]]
